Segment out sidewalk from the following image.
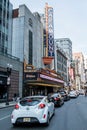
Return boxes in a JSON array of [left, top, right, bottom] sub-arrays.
[[0, 101, 16, 109]]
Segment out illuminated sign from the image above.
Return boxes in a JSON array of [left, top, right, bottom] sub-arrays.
[[48, 8, 54, 56], [40, 74, 64, 83], [24, 72, 38, 80]]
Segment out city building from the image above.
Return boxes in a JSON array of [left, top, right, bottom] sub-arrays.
[[23, 3, 64, 96], [0, 0, 13, 55], [82, 55, 87, 87], [55, 38, 73, 84], [0, 1, 23, 102], [0, 53, 23, 102], [54, 38, 72, 61], [54, 45, 67, 83], [84, 55, 87, 70], [73, 52, 85, 89], [12, 5, 43, 68]]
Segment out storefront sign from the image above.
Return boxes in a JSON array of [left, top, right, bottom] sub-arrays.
[[50, 72, 57, 77], [24, 72, 38, 80], [40, 74, 64, 83]]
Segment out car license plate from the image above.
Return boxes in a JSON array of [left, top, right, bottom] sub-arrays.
[[23, 118, 30, 122]]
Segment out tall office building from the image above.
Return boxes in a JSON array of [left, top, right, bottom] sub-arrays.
[[55, 38, 72, 61], [55, 38, 73, 84], [12, 5, 43, 68], [0, 1, 23, 100], [0, 0, 13, 55]]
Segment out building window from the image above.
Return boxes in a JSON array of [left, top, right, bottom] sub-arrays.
[[29, 30, 33, 64], [29, 18, 33, 27]]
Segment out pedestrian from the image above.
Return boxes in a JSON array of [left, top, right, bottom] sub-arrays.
[[85, 89, 87, 96]]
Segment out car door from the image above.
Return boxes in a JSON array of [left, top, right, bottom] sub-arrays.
[[58, 93, 64, 104], [45, 98, 54, 117]]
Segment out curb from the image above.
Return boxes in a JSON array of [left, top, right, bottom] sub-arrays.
[[0, 103, 16, 109]]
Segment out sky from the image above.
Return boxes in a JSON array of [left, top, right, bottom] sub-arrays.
[[10, 0, 87, 56]]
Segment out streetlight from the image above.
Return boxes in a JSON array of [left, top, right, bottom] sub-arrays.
[[6, 63, 12, 105]]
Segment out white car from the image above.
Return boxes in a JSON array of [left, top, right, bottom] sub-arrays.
[[69, 90, 78, 98], [11, 95, 55, 126]]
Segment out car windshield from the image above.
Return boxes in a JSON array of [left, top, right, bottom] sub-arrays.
[[60, 92, 65, 94], [20, 97, 43, 106], [51, 93, 59, 98]]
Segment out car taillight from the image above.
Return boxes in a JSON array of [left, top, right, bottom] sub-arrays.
[[54, 97, 60, 101], [39, 103, 45, 109], [15, 104, 19, 109], [43, 114, 46, 118]]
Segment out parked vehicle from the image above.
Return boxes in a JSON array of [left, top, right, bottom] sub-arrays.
[[79, 89, 85, 95], [59, 91, 70, 101], [11, 95, 55, 127], [48, 93, 64, 107], [69, 90, 78, 98]]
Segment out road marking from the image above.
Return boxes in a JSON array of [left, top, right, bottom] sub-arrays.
[[0, 115, 10, 121]]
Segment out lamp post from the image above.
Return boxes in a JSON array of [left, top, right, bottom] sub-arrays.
[[6, 64, 12, 105]]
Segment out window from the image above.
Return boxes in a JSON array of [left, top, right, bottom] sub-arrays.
[[28, 30, 33, 64], [29, 18, 33, 27]]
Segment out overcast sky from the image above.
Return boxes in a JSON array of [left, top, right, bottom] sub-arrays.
[[10, 0, 87, 56]]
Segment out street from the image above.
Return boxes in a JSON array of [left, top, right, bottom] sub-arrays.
[[0, 95, 87, 130]]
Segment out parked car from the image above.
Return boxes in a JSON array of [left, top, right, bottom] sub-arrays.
[[69, 90, 78, 98], [11, 95, 55, 127], [59, 91, 70, 101], [48, 93, 64, 107], [79, 89, 85, 95]]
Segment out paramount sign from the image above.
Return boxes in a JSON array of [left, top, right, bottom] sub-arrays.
[[48, 7, 54, 57]]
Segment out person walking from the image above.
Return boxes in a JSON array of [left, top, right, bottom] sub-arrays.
[[85, 89, 87, 96]]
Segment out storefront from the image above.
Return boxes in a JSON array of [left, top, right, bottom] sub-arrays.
[[0, 53, 23, 102], [23, 66, 64, 96], [0, 71, 8, 101]]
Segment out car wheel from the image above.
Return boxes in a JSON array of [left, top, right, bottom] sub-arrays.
[[45, 113, 50, 126], [12, 123, 17, 127]]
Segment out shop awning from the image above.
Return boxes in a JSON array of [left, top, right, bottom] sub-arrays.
[[25, 82, 62, 88]]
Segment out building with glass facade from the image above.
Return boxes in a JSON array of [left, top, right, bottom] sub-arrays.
[[0, 1, 23, 101], [55, 38, 72, 61], [0, 0, 13, 55]]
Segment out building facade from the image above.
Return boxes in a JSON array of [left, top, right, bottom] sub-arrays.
[[55, 38, 72, 61], [0, 0, 13, 55], [0, 1, 23, 102], [84, 55, 87, 86], [23, 65, 64, 96], [12, 5, 43, 69], [73, 52, 85, 89], [55, 38, 73, 85], [0, 53, 23, 101], [55, 45, 67, 83]]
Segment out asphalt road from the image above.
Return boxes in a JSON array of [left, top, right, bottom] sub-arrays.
[[0, 95, 87, 130]]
